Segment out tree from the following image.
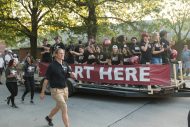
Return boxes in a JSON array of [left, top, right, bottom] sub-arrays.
[[57, 0, 162, 40], [0, 0, 57, 58], [158, 0, 190, 43]]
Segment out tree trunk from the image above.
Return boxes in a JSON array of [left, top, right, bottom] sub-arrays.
[[30, 35, 37, 59], [30, 1, 38, 59], [87, 1, 97, 40]]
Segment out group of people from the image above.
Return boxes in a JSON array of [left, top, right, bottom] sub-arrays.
[[0, 30, 184, 127], [4, 54, 37, 108], [41, 31, 176, 69], [0, 47, 37, 108]]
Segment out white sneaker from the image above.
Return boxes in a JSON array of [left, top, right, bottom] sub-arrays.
[[184, 73, 187, 76]]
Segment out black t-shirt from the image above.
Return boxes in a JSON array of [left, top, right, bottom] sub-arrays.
[[121, 43, 130, 49], [140, 41, 152, 63], [75, 53, 87, 64], [160, 38, 170, 57], [122, 54, 132, 65], [23, 63, 36, 77], [5, 67, 17, 82], [41, 44, 52, 63], [45, 61, 71, 88], [130, 43, 141, 56], [152, 41, 162, 58], [96, 52, 108, 64], [109, 53, 122, 65], [86, 52, 96, 64], [65, 44, 75, 64], [51, 43, 65, 54]]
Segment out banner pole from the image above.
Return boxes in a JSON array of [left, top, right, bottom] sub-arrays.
[[173, 63, 177, 87]]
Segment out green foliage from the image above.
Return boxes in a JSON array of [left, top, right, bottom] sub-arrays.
[[157, 0, 190, 43]]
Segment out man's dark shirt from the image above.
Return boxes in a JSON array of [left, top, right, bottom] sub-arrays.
[[45, 60, 71, 88]]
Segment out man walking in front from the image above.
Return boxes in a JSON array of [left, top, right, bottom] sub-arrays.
[[40, 48, 75, 127]]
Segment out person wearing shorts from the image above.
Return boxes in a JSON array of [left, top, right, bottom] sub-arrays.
[[40, 48, 75, 127]]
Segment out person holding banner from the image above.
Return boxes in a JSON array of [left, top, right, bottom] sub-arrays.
[[40, 48, 75, 127], [95, 45, 108, 65], [121, 46, 132, 65], [70, 46, 87, 64], [151, 32, 165, 64], [108, 45, 122, 65], [86, 45, 97, 65], [140, 33, 153, 64], [160, 30, 172, 64]]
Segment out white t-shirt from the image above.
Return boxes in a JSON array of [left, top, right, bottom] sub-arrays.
[[14, 58, 19, 64], [4, 54, 12, 64], [0, 57, 5, 68]]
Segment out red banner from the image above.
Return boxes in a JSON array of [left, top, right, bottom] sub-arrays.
[[71, 64, 171, 86], [38, 63, 171, 86]]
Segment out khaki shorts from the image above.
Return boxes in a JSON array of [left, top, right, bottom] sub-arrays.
[[50, 87, 68, 109]]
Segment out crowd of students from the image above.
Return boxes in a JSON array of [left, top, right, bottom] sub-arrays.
[[41, 30, 176, 66]]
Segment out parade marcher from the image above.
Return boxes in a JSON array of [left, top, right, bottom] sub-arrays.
[[41, 38, 52, 63], [151, 32, 165, 64], [86, 45, 97, 65], [108, 45, 122, 65], [130, 37, 141, 57], [13, 54, 19, 64], [51, 36, 65, 55], [5, 59, 18, 108], [75, 40, 83, 53], [140, 33, 152, 64], [160, 30, 172, 64], [121, 46, 132, 65], [181, 44, 190, 76], [95, 45, 108, 65], [0, 53, 5, 84], [108, 37, 117, 52], [116, 35, 126, 53], [65, 42, 75, 64], [40, 48, 75, 127], [21, 56, 37, 103], [4, 49, 13, 67], [70, 46, 87, 64]]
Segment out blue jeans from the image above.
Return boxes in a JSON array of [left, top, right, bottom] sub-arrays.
[[151, 57, 162, 64]]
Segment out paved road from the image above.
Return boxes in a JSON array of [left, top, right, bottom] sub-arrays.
[[0, 82, 190, 127]]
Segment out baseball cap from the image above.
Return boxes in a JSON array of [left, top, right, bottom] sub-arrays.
[[112, 45, 118, 49], [8, 49, 12, 53]]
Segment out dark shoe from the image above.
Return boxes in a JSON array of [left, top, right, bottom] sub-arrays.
[[7, 97, 10, 105], [45, 116, 53, 126], [21, 96, 24, 102], [0, 82, 2, 85], [30, 100, 34, 104], [12, 105, 18, 108]]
